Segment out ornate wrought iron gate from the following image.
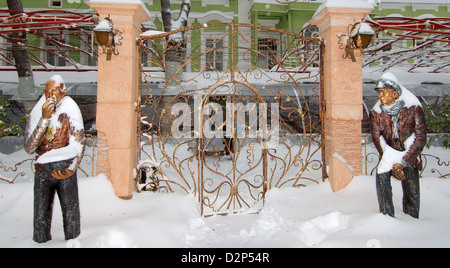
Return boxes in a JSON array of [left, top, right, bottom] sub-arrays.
[[136, 23, 324, 216]]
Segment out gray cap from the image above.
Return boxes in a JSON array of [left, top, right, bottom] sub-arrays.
[[375, 78, 402, 95]]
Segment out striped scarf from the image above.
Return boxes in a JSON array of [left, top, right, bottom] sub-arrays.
[[380, 99, 405, 116]]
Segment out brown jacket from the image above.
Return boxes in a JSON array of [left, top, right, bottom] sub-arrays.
[[24, 96, 85, 172], [36, 113, 70, 156], [370, 105, 427, 170]]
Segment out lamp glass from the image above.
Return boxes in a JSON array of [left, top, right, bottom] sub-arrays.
[[352, 34, 373, 49], [95, 31, 111, 46]]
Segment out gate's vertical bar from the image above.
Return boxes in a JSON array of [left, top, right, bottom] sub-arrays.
[[199, 142, 203, 215], [230, 23, 236, 82], [319, 40, 327, 182], [136, 39, 143, 187], [230, 24, 238, 204], [262, 104, 268, 205], [198, 94, 204, 216]]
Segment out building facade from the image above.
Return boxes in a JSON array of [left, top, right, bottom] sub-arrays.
[[0, 0, 449, 69]]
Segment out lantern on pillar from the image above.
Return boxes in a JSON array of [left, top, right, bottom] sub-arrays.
[[351, 22, 375, 49], [93, 15, 123, 61], [338, 22, 375, 62]]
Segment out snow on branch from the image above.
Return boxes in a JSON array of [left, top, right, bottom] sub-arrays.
[[160, 0, 191, 40], [364, 16, 450, 73]]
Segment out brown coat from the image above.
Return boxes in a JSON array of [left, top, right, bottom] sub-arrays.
[[370, 105, 427, 170], [36, 113, 70, 156]]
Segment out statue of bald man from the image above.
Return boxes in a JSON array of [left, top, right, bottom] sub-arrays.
[[24, 75, 85, 243]]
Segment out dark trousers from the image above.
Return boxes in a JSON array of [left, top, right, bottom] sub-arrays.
[[33, 159, 80, 243], [376, 166, 420, 218]]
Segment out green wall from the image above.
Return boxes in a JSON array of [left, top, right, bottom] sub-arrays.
[[371, 5, 449, 18]]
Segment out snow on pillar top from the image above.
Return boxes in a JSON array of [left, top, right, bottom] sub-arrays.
[[87, 0, 151, 20], [314, 0, 374, 17], [87, 0, 144, 4]]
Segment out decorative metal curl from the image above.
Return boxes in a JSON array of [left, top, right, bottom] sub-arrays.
[[0, 158, 35, 184], [137, 23, 325, 216]]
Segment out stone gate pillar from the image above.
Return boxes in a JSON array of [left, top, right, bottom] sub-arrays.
[[88, 1, 150, 199], [311, 1, 373, 192]]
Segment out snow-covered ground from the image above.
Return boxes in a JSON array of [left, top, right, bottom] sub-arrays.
[[0, 143, 449, 248], [0, 65, 449, 248]]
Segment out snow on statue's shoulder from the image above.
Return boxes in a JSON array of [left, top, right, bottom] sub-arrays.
[[27, 95, 46, 138], [58, 96, 84, 129], [372, 86, 422, 114]]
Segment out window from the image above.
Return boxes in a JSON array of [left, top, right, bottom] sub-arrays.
[[303, 25, 320, 67], [141, 40, 153, 68], [206, 38, 224, 71], [304, 25, 319, 38], [0, 34, 14, 66], [80, 34, 98, 67], [49, 0, 63, 8], [44, 36, 67, 67], [258, 38, 277, 70], [201, 0, 229, 7]]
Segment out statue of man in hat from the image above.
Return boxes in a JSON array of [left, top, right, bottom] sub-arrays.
[[24, 75, 85, 243], [369, 72, 427, 219]]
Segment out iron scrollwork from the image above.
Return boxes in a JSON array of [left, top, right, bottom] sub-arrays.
[[137, 23, 324, 216]]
